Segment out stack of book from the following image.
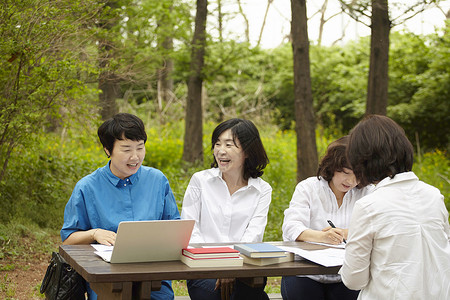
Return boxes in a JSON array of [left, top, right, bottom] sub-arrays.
[[234, 243, 294, 266], [180, 247, 244, 268]]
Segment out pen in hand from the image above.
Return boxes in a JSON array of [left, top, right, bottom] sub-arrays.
[[327, 220, 347, 244]]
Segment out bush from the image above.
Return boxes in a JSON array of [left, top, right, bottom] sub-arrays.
[[413, 150, 450, 212], [0, 129, 106, 229], [1, 120, 448, 236], [0, 222, 59, 260]]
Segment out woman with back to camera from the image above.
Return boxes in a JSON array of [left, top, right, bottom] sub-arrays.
[[281, 136, 373, 300], [339, 114, 450, 299], [181, 118, 272, 300]]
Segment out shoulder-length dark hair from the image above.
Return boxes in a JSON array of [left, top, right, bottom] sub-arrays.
[[347, 114, 414, 187], [211, 118, 269, 180], [317, 136, 351, 182]]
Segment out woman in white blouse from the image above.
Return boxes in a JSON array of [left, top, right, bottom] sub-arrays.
[[339, 115, 450, 299], [181, 118, 272, 300], [281, 136, 373, 300]]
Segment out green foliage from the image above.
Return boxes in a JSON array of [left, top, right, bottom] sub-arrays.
[[0, 0, 448, 239], [264, 44, 296, 130], [311, 40, 370, 132], [0, 127, 106, 228], [266, 30, 449, 149], [0, 0, 101, 182], [0, 222, 59, 260], [114, 0, 193, 84], [388, 28, 450, 150], [413, 150, 450, 212], [176, 40, 283, 123], [262, 129, 297, 241], [265, 39, 371, 131], [3, 119, 447, 239]]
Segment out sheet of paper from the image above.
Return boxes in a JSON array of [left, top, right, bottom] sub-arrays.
[[91, 244, 113, 262], [91, 244, 114, 252], [280, 246, 345, 267], [305, 241, 346, 249], [94, 251, 112, 262], [202, 245, 235, 249]]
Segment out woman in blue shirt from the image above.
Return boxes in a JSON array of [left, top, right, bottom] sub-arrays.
[[61, 113, 180, 300]]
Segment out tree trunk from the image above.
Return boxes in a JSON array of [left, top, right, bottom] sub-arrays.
[[182, 0, 207, 163], [157, 35, 174, 124], [366, 0, 390, 115], [98, 1, 120, 121], [99, 69, 119, 120], [218, 0, 223, 42], [290, 0, 318, 182]]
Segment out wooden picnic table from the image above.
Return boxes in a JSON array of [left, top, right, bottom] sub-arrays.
[[59, 241, 341, 300]]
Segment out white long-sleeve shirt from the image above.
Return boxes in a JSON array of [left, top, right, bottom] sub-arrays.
[[339, 172, 450, 299], [282, 176, 372, 241], [181, 168, 272, 244], [282, 176, 373, 283]]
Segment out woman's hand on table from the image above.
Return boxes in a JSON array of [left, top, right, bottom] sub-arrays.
[[92, 228, 116, 246], [322, 226, 347, 244]]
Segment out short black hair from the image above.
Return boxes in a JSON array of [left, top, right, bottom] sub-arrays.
[[317, 136, 351, 182], [211, 118, 269, 180], [347, 114, 414, 187], [97, 113, 147, 156]]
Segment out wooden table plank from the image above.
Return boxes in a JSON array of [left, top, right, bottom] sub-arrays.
[[60, 242, 342, 299]]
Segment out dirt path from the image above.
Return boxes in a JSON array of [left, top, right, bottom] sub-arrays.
[[1, 256, 49, 299], [0, 232, 60, 299]]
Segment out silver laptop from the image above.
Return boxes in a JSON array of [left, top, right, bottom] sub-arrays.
[[95, 219, 195, 263]]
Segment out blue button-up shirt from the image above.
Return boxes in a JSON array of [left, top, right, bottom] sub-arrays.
[[61, 162, 180, 241], [61, 163, 179, 300]]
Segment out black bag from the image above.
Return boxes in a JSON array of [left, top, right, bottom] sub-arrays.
[[40, 251, 87, 300]]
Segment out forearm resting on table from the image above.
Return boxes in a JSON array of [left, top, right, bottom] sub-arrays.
[[62, 229, 99, 245], [296, 228, 346, 244], [296, 229, 326, 242]]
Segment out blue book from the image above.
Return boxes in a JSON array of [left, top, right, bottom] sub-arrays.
[[234, 243, 287, 258]]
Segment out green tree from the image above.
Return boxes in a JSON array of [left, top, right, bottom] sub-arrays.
[[339, 0, 443, 116], [202, 41, 273, 121], [388, 29, 450, 150], [268, 40, 370, 133], [121, 0, 192, 122], [268, 28, 449, 150], [0, 0, 100, 181]]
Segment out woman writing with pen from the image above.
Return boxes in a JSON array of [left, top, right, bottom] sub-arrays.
[[280, 136, 373, 300]]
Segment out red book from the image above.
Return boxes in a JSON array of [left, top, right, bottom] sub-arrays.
[[181, 254, 243, 268], [182, 247, 240, 259]]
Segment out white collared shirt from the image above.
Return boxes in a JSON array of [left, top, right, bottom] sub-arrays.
[[282, 176, 373, 283], [282, 176, 373, 242], [181, 168, 272, 244], [339, 172, 450, 299]]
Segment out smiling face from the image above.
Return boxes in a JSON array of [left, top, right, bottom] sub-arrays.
[[213, 129, 246, 178], [329, 167, 358, 198], [105, 138, 145, 180]]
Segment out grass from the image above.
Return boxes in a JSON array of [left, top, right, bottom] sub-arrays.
[[0, 222, 60, 261], [172, 277, 283, 295]]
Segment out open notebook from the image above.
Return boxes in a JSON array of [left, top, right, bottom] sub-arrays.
[[93, 219, 195, 263]]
